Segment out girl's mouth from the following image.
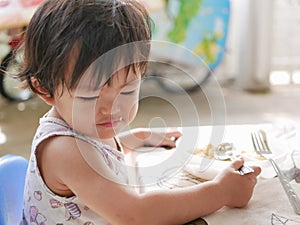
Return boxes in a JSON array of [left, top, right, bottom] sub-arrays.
[[99, 121, 118, 127], [98, 117, 123, 128]]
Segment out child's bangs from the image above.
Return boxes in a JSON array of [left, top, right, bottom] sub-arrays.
[[80, 41, 150, 91]]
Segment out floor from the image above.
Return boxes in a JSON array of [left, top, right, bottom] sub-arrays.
[[1, 77, 300, 160]]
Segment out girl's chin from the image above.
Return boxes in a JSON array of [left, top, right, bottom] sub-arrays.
[[96, 128, 120, 139], [80, 124, 124, 140]]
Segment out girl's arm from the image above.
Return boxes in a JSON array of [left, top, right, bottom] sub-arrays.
[[40, 136, 261, 225], [118, 128, 182, 153]]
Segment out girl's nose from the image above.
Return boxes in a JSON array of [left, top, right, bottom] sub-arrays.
[[97, 98, 120, 116], [97, 87, 121, 115]]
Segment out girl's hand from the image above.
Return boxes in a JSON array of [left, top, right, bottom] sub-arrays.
[[141, 129, 182, 149], [119, 128, 182, 152], [213, 158, 261, 208]]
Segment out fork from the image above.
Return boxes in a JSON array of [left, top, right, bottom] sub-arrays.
[[251, 130, 300, 215]]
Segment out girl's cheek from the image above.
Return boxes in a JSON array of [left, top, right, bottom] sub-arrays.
[[127, 102, 139, 122]]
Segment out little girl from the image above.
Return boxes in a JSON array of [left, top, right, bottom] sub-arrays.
[[18, 0, 261, 224]]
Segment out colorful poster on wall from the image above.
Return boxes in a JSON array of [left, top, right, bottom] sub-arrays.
[[150, 0, 230, 70]]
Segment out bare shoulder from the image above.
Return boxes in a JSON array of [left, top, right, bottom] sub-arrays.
[[36, 135, 124, 197], [36, 135, 85, 196]]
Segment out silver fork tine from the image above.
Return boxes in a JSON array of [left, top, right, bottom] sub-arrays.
[[251, 133, 260, 156], [251, 132, 266, 157], [257, 130, 272, 154]]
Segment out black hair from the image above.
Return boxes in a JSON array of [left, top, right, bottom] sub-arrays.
[[17, 0, 152, 96]]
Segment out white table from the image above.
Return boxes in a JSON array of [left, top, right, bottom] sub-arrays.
[[128, 124, 300, 224]]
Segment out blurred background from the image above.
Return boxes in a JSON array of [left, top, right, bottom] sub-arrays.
[[1, 0, 300, 159]]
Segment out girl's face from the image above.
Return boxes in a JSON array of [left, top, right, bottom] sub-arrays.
[[52, 67, 141, 140]]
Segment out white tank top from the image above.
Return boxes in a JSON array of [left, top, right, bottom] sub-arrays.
[[22, 116, 128, 225]]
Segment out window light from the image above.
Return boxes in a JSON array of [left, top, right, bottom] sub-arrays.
[[269, 71, 291, 85]]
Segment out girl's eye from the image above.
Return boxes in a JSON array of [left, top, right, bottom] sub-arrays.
[[78, 96, 99, 101], [120, 90, 136, 95]]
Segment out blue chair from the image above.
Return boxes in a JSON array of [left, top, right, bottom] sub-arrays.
[[0, 154, 28, 225]]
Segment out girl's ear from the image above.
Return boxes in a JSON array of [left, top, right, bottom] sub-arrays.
[[31, 77, 55, 105]]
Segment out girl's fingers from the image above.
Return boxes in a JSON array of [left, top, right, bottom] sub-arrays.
[[144, 130, 182, 149], [160, 132, 181, 149], [230, 158, 245, 171], [249, 165, 261, 176], [166, 131, 182, 141], [231, 159, 261, 177]]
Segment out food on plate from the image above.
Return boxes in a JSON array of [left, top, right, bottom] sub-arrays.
[[193, 144, 215, 159], [193, 143, 265, 161]]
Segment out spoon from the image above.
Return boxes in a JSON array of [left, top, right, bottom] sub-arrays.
[[282, 150, 300, 183], [214, 143, 254, 175]]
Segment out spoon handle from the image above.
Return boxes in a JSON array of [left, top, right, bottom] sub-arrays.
[[238, 165, 254, 175], [230, 155, 254, 175]]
